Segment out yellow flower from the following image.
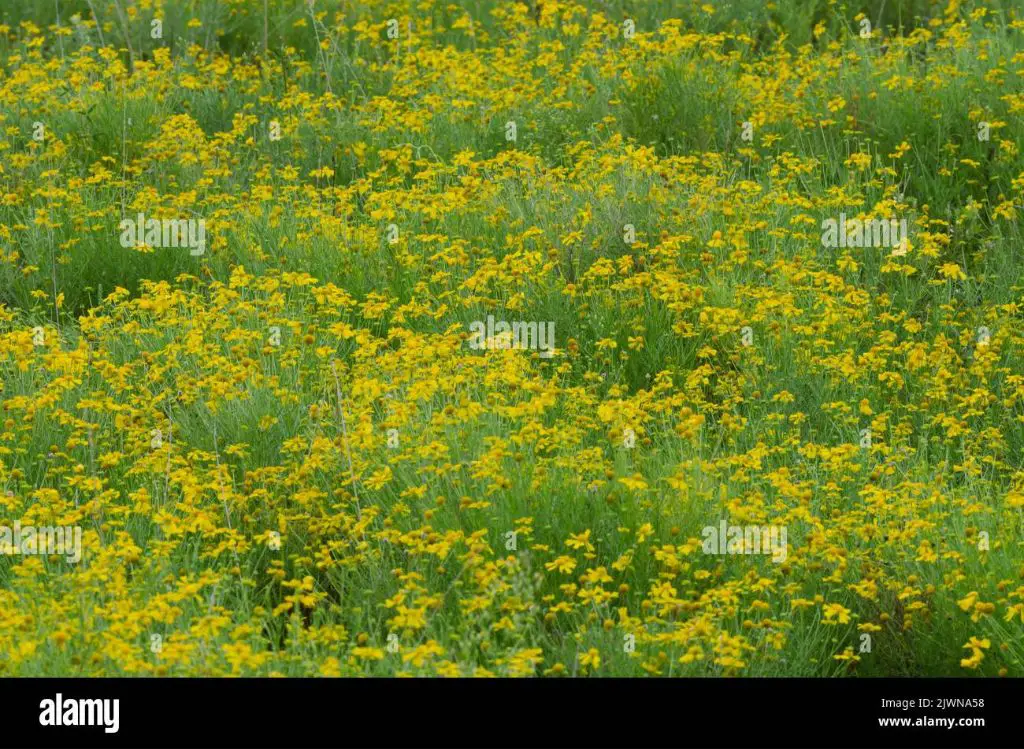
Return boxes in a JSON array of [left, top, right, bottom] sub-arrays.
[[822, 603, 851, 625], [939, 263, 967, 281], [957, 592, 978, 612], [566, 530, 594, 552], [319, 657, 342, 677], [960, 637, 990, 669], [352, 647, 385, 661], [545, 556, 577, 574], [579, 648, 601, 672]]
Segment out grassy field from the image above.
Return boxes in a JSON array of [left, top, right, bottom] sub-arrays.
[[0, 0, 1022, 677]]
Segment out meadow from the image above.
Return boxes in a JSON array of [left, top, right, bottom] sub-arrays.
[[0, 0, 1022, 677]]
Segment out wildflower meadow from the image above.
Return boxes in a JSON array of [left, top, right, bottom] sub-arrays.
[[1, 0, 1023, 680]]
